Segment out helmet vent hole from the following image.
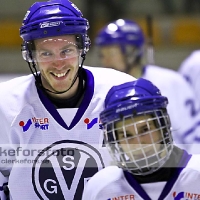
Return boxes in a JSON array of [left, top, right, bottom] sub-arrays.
[[44, 30, 47, 34]]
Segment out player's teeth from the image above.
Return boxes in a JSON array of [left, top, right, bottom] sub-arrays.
[[54, 73, 66, 77]]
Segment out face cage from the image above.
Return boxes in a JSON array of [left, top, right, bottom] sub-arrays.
[[103, 109, 173, 176]]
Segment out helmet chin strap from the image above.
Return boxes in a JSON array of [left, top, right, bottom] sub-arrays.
[[28, 54, 86, 95]]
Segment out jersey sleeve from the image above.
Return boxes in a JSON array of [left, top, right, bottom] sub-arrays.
[[82, 180, 95, 200], [0, 172, 8, 200], [179, 51, 199, 83], [0, 80, 19, 172], [178, 50, 200, 102], [165, 74, 200, 153]]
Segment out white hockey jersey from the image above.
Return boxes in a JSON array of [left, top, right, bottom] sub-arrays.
[[142, 65, 200, 153], [82, 152, 200, 200], [179, 50, 200, 103], [0, 66, 135, 200]]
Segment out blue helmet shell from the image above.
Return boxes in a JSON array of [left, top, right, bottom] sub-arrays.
[[20, 0, 90, 51], [95, 19, 145, 54], [100, 78, 168, 125]]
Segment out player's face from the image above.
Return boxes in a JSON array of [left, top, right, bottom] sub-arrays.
[[34, 35, 81, 94], [115, 115, 163, 161], [99, 45, 126, 71]]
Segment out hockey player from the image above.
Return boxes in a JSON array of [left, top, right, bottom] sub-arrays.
[[179, 50, 200, 104], [0, 1, 135, 199], [82, 78, 200, 200], [95, 19, 200, 153]]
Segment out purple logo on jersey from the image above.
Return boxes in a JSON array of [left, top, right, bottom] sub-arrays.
[[19, 117, 49, 132], [84, 117, 101, 129], [173, 191, 200, 199], [84, 117, 103, 129], [19, 119, 32, 132], [173, 191, 184, 200]]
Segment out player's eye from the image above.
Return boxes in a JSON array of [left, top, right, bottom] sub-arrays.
[[61, 49, 70, 55], [118, 131, 134, 139], [39, 51, 52, 57], [61, 46, 78, 57], [142, 127, 149, 132], [138, 126, 150, 135]]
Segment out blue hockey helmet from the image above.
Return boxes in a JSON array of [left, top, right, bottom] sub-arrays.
[[20, 0, 91, 62], [95, 19, 145, 56], [100, 78, 173, 175]]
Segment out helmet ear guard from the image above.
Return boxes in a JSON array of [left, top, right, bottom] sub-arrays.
[[21, 41, 40, 81], [21, 44, 29, 61], [83, 35, 91, 54], [79, 34, 91, 58], [21, 42, 34, 62]]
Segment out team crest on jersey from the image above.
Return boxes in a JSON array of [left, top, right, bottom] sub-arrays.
[[19, 117, 49, 132], [173, 191, 200, 199], [84, 117, 102, 130], [32, 140, 104, 200]]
